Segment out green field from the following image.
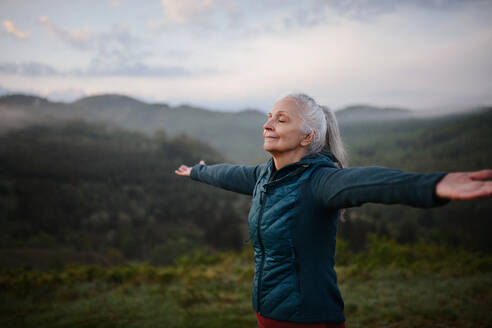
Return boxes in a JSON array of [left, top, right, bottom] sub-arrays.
[[2, 238, 491, 328]]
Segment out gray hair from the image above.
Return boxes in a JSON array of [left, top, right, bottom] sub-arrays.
[[320, 105, 347, 169], [286, 93, 348, 168]]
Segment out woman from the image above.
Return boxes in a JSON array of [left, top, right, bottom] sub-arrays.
[[175, 93, 492, 327]]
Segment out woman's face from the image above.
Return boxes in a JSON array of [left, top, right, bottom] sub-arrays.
[[263, 97, 310, 155]]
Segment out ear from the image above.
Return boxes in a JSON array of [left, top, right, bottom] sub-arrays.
[[300, 130, 316, 147]]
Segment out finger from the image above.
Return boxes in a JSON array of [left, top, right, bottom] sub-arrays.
[[175, 170, 188, 176], [469, 169, 492, 180], [456, 182, 492, 200]]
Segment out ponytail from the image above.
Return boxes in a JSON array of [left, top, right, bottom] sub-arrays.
[[320, 105, 348, 169]]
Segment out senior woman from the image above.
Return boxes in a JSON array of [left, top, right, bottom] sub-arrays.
[[175, 93, 492, 328]]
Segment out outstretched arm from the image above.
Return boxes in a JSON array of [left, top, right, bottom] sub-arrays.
[[175, 160, 265, 195], [312, 166, 492, 209], [435, 169, 492, 200], [311, 166, 450, 209]]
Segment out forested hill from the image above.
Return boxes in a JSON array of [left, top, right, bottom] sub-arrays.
[[335, 106, 492, 253], [1, 93, 492, 258], [0, 120, 249, 268], [340, 105, 492, 172], [0, 94, 266, 164]]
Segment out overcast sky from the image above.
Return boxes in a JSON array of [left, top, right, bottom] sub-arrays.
[[1, 0, 492, 111]]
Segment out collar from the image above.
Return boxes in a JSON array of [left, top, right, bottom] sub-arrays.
[[265, 149, 337, 178]]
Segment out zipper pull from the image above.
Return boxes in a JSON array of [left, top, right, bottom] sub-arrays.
[[260, 187, 267, 204]]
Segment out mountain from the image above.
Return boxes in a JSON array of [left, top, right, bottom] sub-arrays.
[[0, 94, 52, 107], [334, 105, 413, 124], [72, 94, 148, 109], [0, 94, 267, 163]]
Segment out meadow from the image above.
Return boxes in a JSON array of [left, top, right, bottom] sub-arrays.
[[2, 237, 491, 328]]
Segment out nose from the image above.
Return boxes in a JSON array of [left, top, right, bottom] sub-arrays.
[[263, 117, 274, 131]]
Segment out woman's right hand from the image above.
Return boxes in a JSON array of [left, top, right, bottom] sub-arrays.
[[174, 160, 205, 177], [435, 169, 492, 200]]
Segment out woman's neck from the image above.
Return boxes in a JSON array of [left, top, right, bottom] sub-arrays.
[[270, 148, 309, 170]]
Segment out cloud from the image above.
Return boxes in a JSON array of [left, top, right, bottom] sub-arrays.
[[165, 49, 191, 58], [84, 63, 192, 77], [38, 19, 146, 72], [35, 19, 192, 77], [109, 0, 122, 7], [162, 0, 239, 25], [38, 18, 138, 58], [32, 19, 226, 78], [0, 60, 199, 78], [39, 16, 95, 49], [161, 0, 220, 24], [148, 0, 492, 37], [295, 0, 492, 25], [146, 0, 395, 37], [87, 24, 146, 73], [0, 62, 59, 76], [37, 16, 216, 78], [3, 20, 29, 39], [149, 0, 239, 30]]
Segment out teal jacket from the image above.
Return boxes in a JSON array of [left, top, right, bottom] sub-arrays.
[[190, 150, 449, 323]]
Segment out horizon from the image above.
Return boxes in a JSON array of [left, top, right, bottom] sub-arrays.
[[3, 90, 491, 116]]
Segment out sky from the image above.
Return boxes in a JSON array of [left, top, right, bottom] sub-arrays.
[[1, 0, 492, 112]]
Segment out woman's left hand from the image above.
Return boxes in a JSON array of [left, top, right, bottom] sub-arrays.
[[436, 169, 492, 200], [174, 160, 206, 177]]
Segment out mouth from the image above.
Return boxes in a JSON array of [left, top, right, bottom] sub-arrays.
[[263, 132, 278, 139]]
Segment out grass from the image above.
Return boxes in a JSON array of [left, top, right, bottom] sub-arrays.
[[339, 268, 492, 327], [1, 241, 492, 327]]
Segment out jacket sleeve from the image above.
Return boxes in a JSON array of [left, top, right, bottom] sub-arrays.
[[190, 163, 265, 195], [310, 166, 450, 209]]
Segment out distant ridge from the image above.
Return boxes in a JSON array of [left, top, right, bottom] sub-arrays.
[[0, 94, 52, 107], [0, 92, 267, 163], [2, 92, 490, 164], [335, 104, 413, 123], [73, 94, 149, 109]]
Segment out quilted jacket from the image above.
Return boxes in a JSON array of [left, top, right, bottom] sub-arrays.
[[190, 150, 449, 323]]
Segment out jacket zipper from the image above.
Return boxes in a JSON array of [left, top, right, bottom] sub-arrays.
[[255, 165, 306, 315], [256, 185, 267, 315]]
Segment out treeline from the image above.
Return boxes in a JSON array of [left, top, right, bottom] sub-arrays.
[[0, 120, 248, 267], [337, 107, 492, 253], [0, 106, 491, 270]]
